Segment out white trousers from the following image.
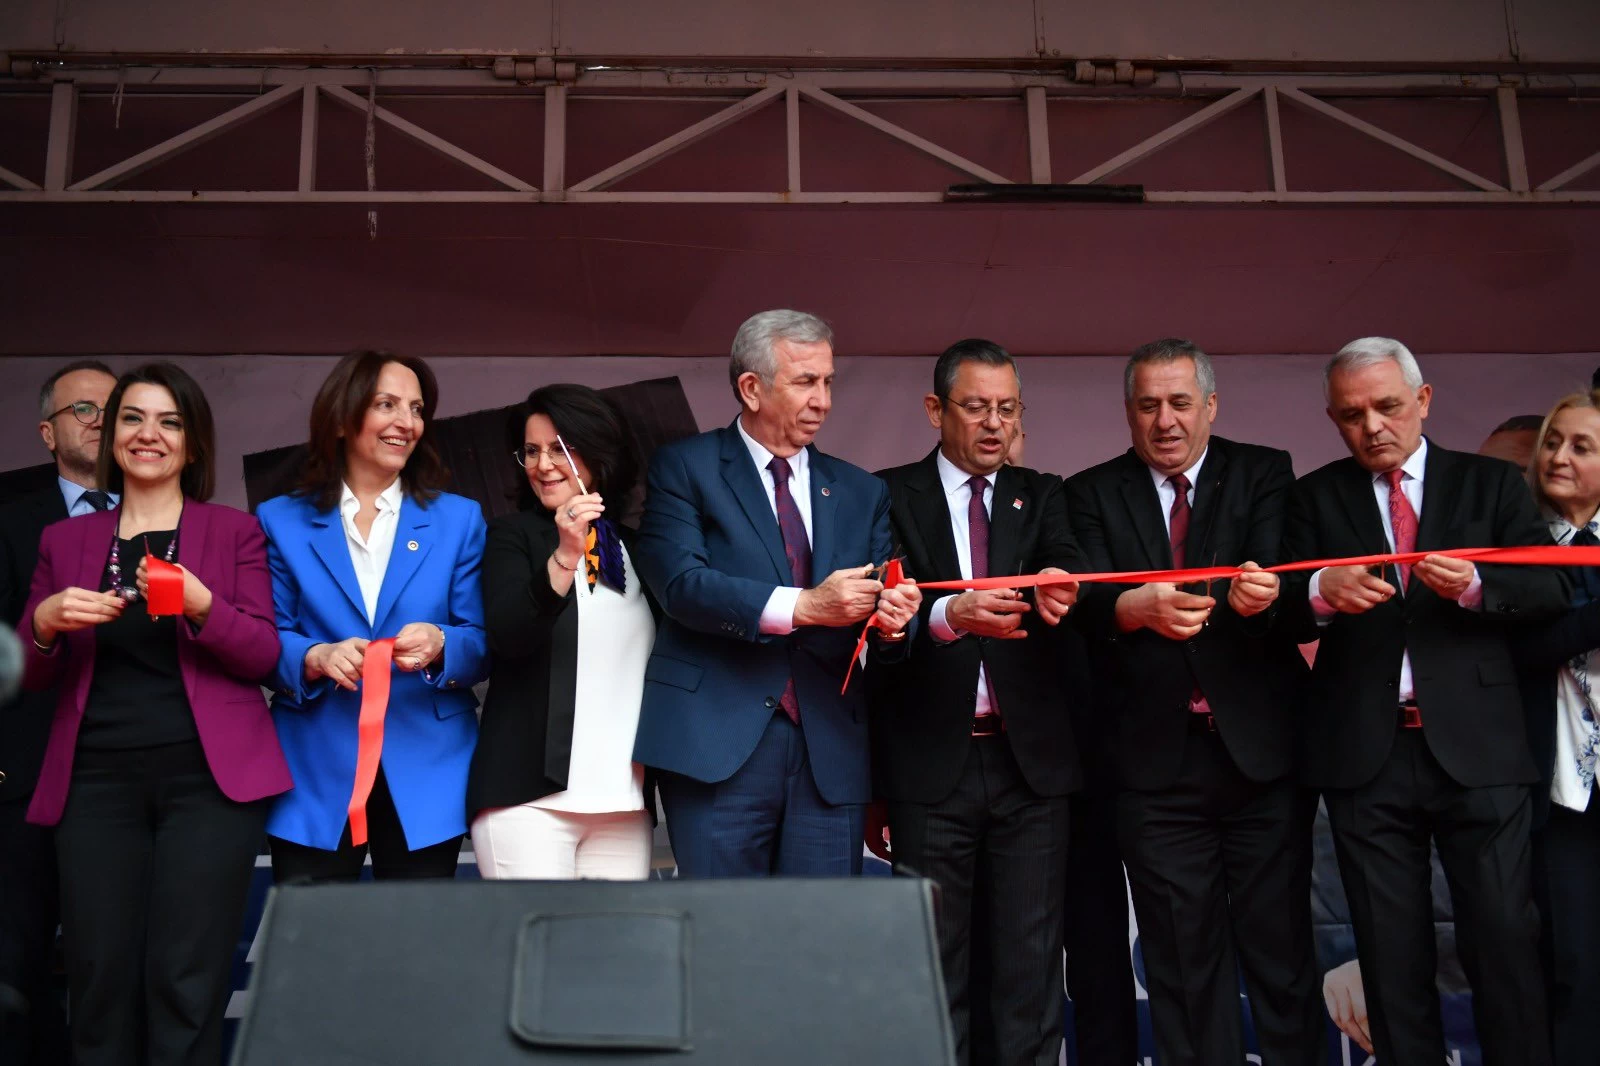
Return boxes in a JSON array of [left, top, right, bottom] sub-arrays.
[[471, 805, 652, 880]]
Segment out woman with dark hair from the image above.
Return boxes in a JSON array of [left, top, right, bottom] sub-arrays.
[[16, 362, 290, 1066], [467, 383, 658, 879], [257, 350, 488, 882]]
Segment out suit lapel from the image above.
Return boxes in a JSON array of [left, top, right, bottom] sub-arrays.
[[903, 451, 962, 582], [1187, 440, 1230, 567], [373, 496, 435, 634], [987, 465, 1026, 577], [719, 423, 792, 585], [1334, 460, 1390, 554], [172, 501, 212, 696], [1117, 453, 1171, 569], [807, 446, 835, 580], [309, 506, 369, 625], [1416, 439, 1459, 554]]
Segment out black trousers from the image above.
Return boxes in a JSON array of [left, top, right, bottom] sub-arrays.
[[269, 765, 462, 883], [1324, 729, 1549, 1066], [1532, 786, 1600, 1065], [1062, 787, 1138, 1066], [0, 798, 68, 1066], [1117, 729, 1323, 1066], [889, 736, 1070, 1066], [55, 741, 267, 1066]]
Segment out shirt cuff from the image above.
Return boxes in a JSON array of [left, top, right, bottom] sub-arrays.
[[1458, 567, 1484, 611], [760, 586, 802, 635], [1307, 568, 1336, 626], [930, 595, 963, 644]]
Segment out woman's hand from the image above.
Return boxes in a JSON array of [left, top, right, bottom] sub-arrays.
[[392, 622, 445, 673], [304, 637, 371, 691], [553, 492, 605, 567], [135, 557, 215, 627], [32, 587, 125, 645]]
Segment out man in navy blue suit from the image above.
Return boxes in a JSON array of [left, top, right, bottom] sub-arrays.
[[634, 309, 921, 877]]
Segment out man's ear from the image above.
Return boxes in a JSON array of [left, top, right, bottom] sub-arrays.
[[923, 394, 943, 430], [736, 371, 763, 414]]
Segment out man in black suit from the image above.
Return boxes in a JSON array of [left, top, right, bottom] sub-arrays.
[[870, 339, 1082, 1066], [1281, 336, 1565, 1066], [1063, 338, 1323, 1066], [0, 359, 117, 1064]]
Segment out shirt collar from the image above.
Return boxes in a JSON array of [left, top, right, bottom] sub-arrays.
[[1145, 445, 1209, 493], [736, 417, 808, 480], [935, 449, 997, 498], [58, 476, 117, 512], [1373, 437, 1429, 487], [1546, 506, 1600, 545], [340, 477, 405, 516]]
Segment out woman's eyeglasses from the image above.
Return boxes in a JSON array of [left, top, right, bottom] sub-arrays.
[[48, 401, 104, 426], [513, 445, 575, 469]]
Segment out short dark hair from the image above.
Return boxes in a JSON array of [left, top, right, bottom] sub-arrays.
[[933, 338, 1019, 403], [1125, 338, 1215, 401], [38, 359, 116, 419], [96, 362, 216, 501], [512, 384, 639, 511], [297, 350, 449, 513], [1490, 414, 1544, 435]]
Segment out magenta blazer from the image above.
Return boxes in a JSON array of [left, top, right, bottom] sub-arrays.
[[17, 500, 293, 826]]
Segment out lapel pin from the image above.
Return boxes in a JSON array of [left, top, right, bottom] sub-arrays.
[[407, 540, 419, 551], [821, 487, 831, 497], [1012, 498, 1023, 510]]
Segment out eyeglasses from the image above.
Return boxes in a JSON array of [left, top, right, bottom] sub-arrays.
[[513, 444, 576, 469], [47, 401, 105, 426], [948, 399, 1025, 423]]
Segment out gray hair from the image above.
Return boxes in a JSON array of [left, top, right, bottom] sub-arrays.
[[38, 359, 116, 419], [729, 310, 834, 398], [1123, 338, 1215, 402], [1323, 336, 1424, 401]]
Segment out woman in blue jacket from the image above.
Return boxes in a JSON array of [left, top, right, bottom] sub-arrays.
[[258, 350, 488, 881]]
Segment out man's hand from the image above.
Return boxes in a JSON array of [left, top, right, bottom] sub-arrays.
[[794, 566, 884, 628], [304, 636, 371, 691], [1035, 568, 1078, 626], [1227, 561, 1279, 618], [1317, 564, 1396, 615], [1322, 959, 1372, 1055], [1113, 582, 1214, 640], [947, 588, 1031, 639], [874, 579, 921, 636], [1413, 554, 1477, 602]]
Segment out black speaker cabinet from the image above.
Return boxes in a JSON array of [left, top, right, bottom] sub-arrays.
[[231, 877, 955, 1065]]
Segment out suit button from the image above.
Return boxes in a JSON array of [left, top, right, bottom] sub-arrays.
[[764, 697, 777, 708], [0, 770, 7, 785], [1386, 679, 1397, 688], [447, 681, 458, 688]]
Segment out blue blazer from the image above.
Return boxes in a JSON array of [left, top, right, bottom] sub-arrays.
[[258, 490, 489, 851], [632, 421, 896, 806]]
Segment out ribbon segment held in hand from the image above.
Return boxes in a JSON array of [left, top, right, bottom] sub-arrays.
[[143, 554, 186, 616], [841, 558, 906, 694], [347, 638, 395, 848]]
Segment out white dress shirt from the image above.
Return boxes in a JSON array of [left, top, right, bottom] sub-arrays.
[[928, 450, 999, 717], [1308, 438, 1482, 701], [339, 478, 405, 625], [735, 418, 815, 636], [59, 476, 119, 518], [1147, 447, 1208, 540]]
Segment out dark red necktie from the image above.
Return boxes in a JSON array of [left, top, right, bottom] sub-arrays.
[[1386, 469, 1418, 590], [770, 456, 811, 723], [967, 476, 1001, 721], [1168, 474, 1210, 716]]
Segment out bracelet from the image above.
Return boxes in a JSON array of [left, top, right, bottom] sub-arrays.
[[32, 632, 56, 654], [551, 550, 582, 572]]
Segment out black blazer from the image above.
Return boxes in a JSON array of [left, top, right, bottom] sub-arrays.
[[0, 484, 68, 803], [868, 450, 1087, 804], [1064, 436, 1309, 791], [1508, 574, 1600, 829], [1280, 440, 1568, 791], [466, 507, 660, 820]]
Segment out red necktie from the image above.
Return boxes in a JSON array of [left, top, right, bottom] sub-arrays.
[[1168, 474, 1211, 716], [967, 476, 1001, 721], [770, 456, 810, 724], [1386, 469, 1418, 590]]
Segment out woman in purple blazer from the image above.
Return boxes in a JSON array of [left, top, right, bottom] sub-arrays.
[[17, 362, 290, 1066]]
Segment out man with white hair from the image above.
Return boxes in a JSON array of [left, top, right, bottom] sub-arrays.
[[1281, 337, 1565, 1066], [634, 310, 921, 877]]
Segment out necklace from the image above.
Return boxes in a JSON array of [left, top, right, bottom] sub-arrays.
[[106, 510, 181, 603]]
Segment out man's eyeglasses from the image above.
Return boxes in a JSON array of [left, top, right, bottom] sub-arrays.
[[47, 401, 105, 426], [948, 399, 1025, 423], [513, 444, 575, 469]]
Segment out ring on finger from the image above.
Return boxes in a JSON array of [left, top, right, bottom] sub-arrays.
[[567, 507, 577, 519]]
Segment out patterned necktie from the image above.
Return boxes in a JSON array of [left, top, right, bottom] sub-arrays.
[[81, 489, 112, 512], [1168, 474, 1210, 715], [769, 456, 811, 723], [1385, 469, 1418, 590], [583, 518, 627, 593], [967, 475, 1001, 719]]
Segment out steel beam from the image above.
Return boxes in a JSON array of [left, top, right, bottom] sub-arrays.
[[43, 81, 76, 190], [321, 84, 537, 191], [569, 85, 782, 192], [1070, 87, 1260, 184], [796, 85, 1013, 184]]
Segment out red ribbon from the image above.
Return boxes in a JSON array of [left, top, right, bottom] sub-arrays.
[[347, 638, 394, 848], [913, 545, 1600, 591], [143, 554, 186, 616], [841, 559, 906, 694]]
